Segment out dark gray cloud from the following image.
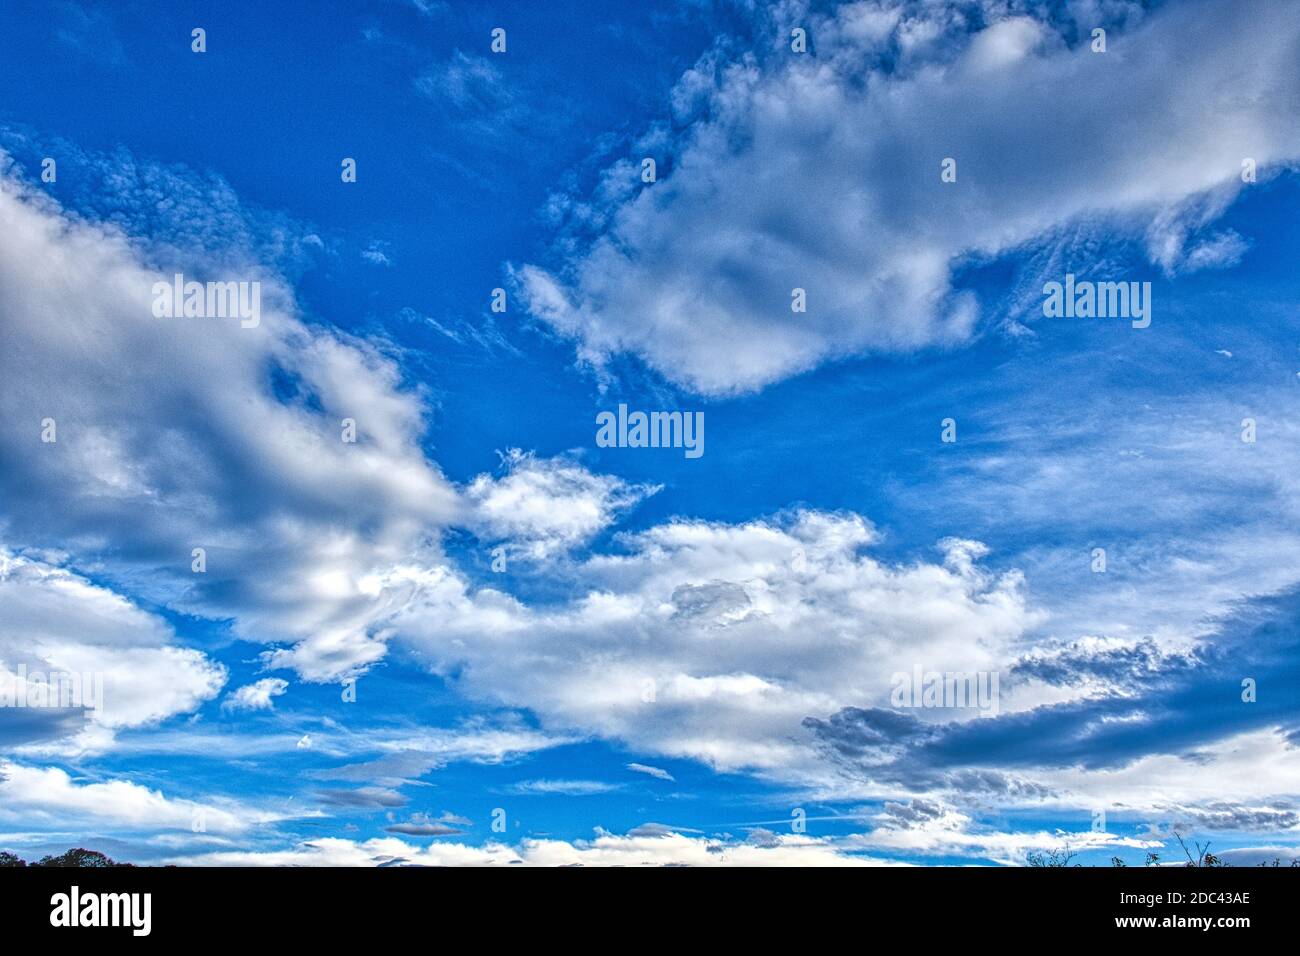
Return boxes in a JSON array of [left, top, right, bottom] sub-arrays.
[[385, 823, 462, 836], [0, 707, 91, 748], [802, 706, 936, 762], [626, 822, 701, 838], [314, 787, 408, 810], [1177, 803, 1300, 833], [878, 799, 946, 828]]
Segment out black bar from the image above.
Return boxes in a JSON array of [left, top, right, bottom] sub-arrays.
[[0, 865, 1283, 941]]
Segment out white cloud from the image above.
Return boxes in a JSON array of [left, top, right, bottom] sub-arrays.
[[627, 762, 674, 782], [0, 761, 293, 835], [1043, 728, 1300, 814], [844, 809, 1159, 866], [0, 159, 461, 682], [465, 449, 658, 559], [389, 510, 1041, 776], [0, 546, 226, 752], [221, 678, 289, 713], [517, 0, 1300, 394], [360, 243, 392, 267], [961, 16, 1046, 74], [170, 832, 889, 866], [2, 11, 1297, 848], [506, 779, 621, 795], [1180, 230, 1249, 273]]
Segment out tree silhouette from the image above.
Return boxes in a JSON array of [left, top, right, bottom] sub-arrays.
[[0, 848, 130, 867], [1173, 830, 1226, 868]]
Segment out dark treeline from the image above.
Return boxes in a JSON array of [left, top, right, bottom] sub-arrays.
[[0, 848, 131, 867]]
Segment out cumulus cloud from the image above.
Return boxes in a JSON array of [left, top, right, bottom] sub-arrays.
[[465, 449, 657, 559], [389, 510, 1040, 775], [0, 147, 1045, 793], [0, 547, 226, 752], [517, 0, 1300, 394], [221, 678, 289, 713], [0, 156, 460, 683]]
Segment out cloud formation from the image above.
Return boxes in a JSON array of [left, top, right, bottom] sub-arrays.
[[391, 511, 1038, 775], [518, 0, 1300, 394], [0, 546, 225, 753], [0, 157, 463, 682]]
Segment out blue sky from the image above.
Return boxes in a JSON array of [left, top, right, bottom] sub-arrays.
[[0, 0, 1298, 866]]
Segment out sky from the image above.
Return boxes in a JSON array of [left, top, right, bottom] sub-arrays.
[[0, 0, 1298, 867]]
